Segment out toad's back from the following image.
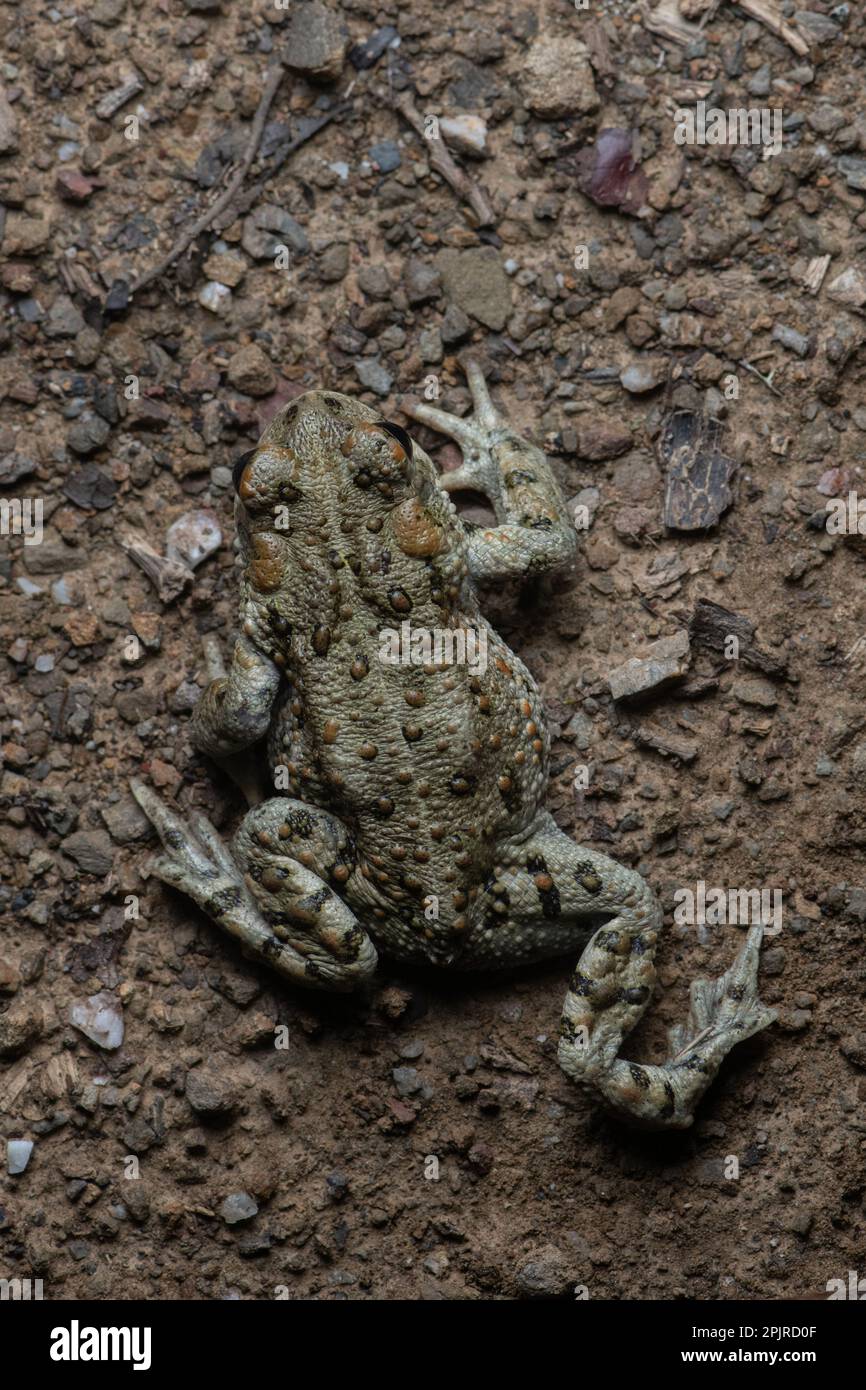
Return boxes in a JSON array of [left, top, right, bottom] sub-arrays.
[[232, 390, 551, 946]]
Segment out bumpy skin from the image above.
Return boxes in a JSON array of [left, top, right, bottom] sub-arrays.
[[132, 363, 775, 1129]]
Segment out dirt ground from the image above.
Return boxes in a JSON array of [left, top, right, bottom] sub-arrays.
[[2, 0, 866, 1302]]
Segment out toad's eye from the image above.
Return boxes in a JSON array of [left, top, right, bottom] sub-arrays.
[[380, 421, 413, 458], [232, 449, 256, 495]]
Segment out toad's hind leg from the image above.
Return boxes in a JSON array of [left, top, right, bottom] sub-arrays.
[[131, 783, 376, 991], [465, 813, 775, 1129]]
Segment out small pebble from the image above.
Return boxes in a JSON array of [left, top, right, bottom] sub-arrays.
[[70, 992, 124, 1050], [220, 1192, 258, 1225], [7, 1139, 33, 1175], [198, 281, 232, 314]]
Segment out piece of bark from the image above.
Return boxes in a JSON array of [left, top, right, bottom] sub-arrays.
[[660, 409, 738, 531], [803, 254, 831, 296], [671, 673, 719, 699], [95, 76, 143, 120], [689, 598, 788, 678], [582, 19, 617, 81], [632, 721, 699, 763]]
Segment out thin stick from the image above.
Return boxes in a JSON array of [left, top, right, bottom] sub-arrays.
[[394, 91, 495, 228], [130, 62, 286, 297], [734, 0, 811, 58], [738, 357, 782, 397], [226, 104, 347, 226]]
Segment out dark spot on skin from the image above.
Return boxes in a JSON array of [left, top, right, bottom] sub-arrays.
[[660, 1080, 676, 1120], [449, 774, 476, 796], [597, 930, 620, 951], [388, 586, 412, 613], [261, 936, 284, 961], [379, 421, 414, 457], [298, 888, 330, 915], [504, 469, 538, 487], [530, 517, 554, 530], [312, 625, 331, 656], [575, 864, 603, 895], [207, 886, 243, 916], [632, 934, 650, 955], [166, 829, 185, 850], [232, 449, 256, 494], [279, 808, 316, 839], [526, 855, 548, 874], [570, 971, 595, 998], [560, 1018, 581, 1045], [629, 1064, 650, 1089], [620, 986, 650, 1006], [676, 1054, 712, 1074], [267, 606, 291, 638], [728, 984, 745, 1002], [535, 876, 561, 919], [333, 924, 364, 961]]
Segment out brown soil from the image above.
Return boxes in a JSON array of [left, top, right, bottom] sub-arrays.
[[1, 0, 865, 1301]]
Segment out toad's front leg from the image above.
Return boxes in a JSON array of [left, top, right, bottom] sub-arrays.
[[406, 360, 577, 582]]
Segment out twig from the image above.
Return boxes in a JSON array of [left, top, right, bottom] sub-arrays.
[[225, 104, 348, 227], [394, 91, 495, 228], [803, 254, 830, 296], [130, 62, 286, 298], [641, 0, 702, 46], [738, 357, 782, 397], [733, 0, 811, 58]]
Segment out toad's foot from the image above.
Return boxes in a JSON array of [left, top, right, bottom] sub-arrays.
[[408, 359, 508, 499], [560, 924, 777, 1130], [406, 360, 576, 582], [131, 781, 376, 992]]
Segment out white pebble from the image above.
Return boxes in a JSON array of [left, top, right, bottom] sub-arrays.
[[198, 281, 232, 315], [7, 1139, 34, 1175], [166, 509, 222, 569], [70, 991, 124, 1050]]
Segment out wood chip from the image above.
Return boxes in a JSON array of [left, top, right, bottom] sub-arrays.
[[632, 720, 699, 763], [689, 598, 788, 678], [660, 409, 738, 531], [95, 76, 143, 120], [803, 254, 831, 296]]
